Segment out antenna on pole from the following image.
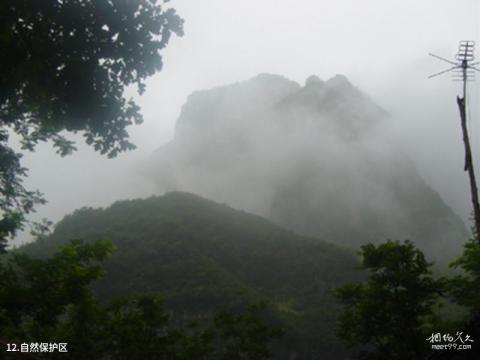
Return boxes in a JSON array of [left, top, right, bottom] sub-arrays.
[[429, 41, 480, 243]]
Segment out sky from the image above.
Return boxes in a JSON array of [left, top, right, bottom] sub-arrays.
[[15, 0, 480, 245]]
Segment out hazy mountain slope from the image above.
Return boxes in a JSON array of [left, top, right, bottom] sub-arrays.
[[148, 74, 468, 260], [23, 192, 362, 359]]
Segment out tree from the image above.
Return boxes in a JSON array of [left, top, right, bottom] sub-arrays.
[[0, 0, 184, 251], [0, 240, 281, 359], [0, 239, 115, 356], [336, 240, 442, 360], [449, 239, 480, 313]]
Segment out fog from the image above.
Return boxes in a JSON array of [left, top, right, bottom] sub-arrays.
[[143, 72, 467, 261], [15, 0, 480, 246]]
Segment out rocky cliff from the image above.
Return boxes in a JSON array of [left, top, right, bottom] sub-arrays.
[[149, 73, 468, 260]]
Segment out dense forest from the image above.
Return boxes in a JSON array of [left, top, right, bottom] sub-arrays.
[[12, 192, 480, 359], [21, 192, 362, 359]]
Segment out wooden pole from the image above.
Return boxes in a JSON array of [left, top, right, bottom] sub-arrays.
[[457, 59, 480, 243]]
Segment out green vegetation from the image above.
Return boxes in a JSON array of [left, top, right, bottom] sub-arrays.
[[4, 3, 476, 359], [336, 240, 480, 360], [0, 0, 183, 251], [11, 195, 480, 359], [1, 239, 281, 359], [22, 192, 363, 359], [449, 240, 480, 314], [336, 241, 441, 359]]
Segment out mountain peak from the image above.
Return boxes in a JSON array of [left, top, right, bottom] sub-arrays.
[[150, 73, 467, 261], [326, 74, 350, 86], [304, 74, 350, 89], [305, 75, 324, 87]]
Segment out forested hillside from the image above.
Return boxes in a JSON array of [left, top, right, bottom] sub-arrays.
[[23, 192, 363, 359]]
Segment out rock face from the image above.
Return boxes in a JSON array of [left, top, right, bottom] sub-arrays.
[[149, 73, 468, 260]]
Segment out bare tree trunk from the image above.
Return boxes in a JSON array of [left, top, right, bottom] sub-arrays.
[[457, 95, 480, 243]]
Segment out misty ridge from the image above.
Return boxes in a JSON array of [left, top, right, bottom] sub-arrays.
[[145, 72, 467, 261]]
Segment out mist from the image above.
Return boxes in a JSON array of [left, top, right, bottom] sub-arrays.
[[14, 0, 480, 247]]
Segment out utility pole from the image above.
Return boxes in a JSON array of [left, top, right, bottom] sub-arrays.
[[429, 41, 480, 243]]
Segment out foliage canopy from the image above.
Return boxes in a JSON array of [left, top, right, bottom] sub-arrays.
[[22, 192, 362, 359], [0, 239, 281, 359], [0, 0, 183, 251], [336, 240, 442, 360]]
